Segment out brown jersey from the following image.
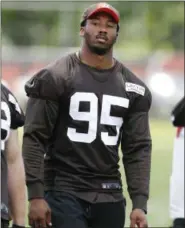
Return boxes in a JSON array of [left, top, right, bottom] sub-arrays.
[[23, 53, 152, 212]]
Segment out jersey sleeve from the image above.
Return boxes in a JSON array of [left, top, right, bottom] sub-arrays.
[[23, 57, 70, 199], [25, 55, 73, 101], [22, 97, 59, 199], [3, 85, 25, 130], [121, 87, 152, 213], [25, 69, 61, 101]]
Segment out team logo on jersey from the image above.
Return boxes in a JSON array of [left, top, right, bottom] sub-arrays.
[[125, 82, 145, 96]]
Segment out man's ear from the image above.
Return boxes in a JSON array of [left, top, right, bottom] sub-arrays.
[[79, 27, 85, 37]]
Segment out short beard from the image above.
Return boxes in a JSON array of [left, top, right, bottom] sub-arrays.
[[88, 45, 110, 56]]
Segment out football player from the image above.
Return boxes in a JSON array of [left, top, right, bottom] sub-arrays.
[[170, 97, 185, 228], [1, 84, 26, 228], [23, 2, 152, 228]]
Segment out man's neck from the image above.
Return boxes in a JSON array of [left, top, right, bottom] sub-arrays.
[[79, 46, 114, 70]]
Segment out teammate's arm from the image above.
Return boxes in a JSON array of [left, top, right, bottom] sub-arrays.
[[121, 88, 152, 213], [6, 129, 26, 226], [2, 84, 26, 227], [171, 96, 185, 127]]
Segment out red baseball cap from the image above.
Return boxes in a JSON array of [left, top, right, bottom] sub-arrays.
[[80, 2, 120, 26]]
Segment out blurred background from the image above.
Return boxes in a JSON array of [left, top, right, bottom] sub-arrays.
[[2, 0, 184, 227]]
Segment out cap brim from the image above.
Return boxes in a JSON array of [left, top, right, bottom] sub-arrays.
[[87, 7, 119, 23]]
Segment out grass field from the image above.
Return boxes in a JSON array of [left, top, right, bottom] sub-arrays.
[[19, 118, 175, 227]]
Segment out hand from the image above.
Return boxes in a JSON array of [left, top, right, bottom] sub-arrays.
[[130, 209, 148, 228], [28, 198, 52, 228]]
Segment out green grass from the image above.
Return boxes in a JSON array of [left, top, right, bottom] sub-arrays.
[[19, 118, 175, 227]]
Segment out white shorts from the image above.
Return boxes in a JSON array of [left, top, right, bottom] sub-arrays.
[[170, 127, 184, 219]]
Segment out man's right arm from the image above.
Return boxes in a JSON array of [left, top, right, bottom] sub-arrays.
[[22, 69, 60, 200], [23, 98, 58, 200]]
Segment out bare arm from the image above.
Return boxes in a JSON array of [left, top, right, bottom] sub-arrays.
[[6, 129, 26, 226]]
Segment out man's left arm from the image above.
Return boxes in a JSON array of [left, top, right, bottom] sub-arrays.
[[121, 88, 152, 214], [6, 129, 26, 227]]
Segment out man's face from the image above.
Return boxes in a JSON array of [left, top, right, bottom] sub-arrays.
[[80, 12, 118, 55]]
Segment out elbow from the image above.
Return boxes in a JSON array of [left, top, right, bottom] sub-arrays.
[[23, 129, 48, 157], [122, 139, 152, 162]]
